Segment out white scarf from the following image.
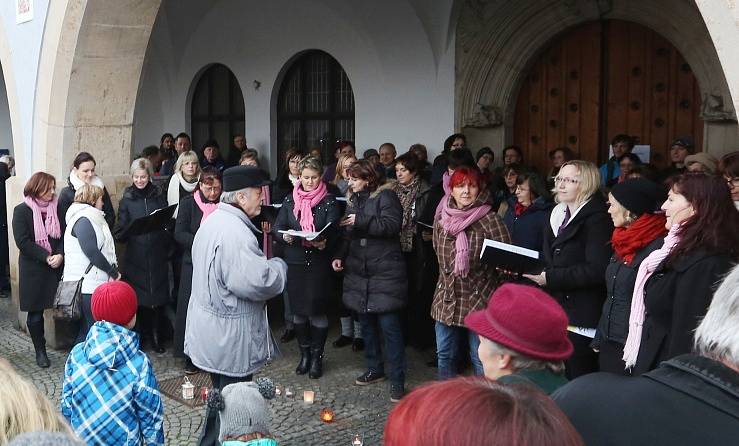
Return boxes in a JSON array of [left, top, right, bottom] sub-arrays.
[[167, 172, 199, 218], [548, 199, 591, 235], [69, 170, 105, 191]]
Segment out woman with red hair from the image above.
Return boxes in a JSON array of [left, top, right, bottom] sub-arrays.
[[622, 173, 739, 375], [432, 166, 511, 379], [384, 377, 584, 446]]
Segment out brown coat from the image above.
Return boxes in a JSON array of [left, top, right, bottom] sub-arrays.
[[431, 191, 511, 326]]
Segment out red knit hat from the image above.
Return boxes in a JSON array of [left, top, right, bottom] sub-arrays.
[[464, 283, 573, 361], [91, 281, 138, 326]]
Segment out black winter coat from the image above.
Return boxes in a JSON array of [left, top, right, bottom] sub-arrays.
[[113, 183, 171, 307], [554, 355, 739, 445], [593, 238, 663, 349], [542, 195, 613, 327], [335, 186, 407, 314], [632, 250, 734, 375], [58, 181, 115, 233], [502, 196, 553, 251], [273, 194, 340, 265], [12, 203, 63, 311]]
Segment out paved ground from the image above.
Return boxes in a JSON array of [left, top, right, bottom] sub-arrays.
[[0, 297, 438, 445]]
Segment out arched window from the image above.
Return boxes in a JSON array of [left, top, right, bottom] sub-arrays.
[[277, 51, 355, 164], [191, 64, 245, 158]]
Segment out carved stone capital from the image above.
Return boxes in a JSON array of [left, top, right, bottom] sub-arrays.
[[462, 102, 503, 128], [701, 94, 737, 122]]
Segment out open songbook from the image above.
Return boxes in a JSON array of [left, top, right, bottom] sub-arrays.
[[278, 222, 332, 241], [117, 204, 177, 238], [479, 239, 544, 274]]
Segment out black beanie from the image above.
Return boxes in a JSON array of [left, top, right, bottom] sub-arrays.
[[610, 178, 666, 217]]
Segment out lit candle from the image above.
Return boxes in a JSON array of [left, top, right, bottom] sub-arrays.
[[320, 407, 335, 423], [352, 434, 363, 446], [303, 390, 315, 404], [275, 385, 283, 396], [285, 387, 293, 398]]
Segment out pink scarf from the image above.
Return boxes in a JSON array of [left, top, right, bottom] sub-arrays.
[[622, 224, 681, 369], [438, 196, 492, 277], [23, 196, 61, 254], [193, 190, 218, 225], [434, 171, 453, 219], [292, 181, 328, 233]]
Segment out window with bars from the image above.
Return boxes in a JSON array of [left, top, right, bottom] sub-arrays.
[[277, 51, 355, 166], [191, 64, 245, 160]]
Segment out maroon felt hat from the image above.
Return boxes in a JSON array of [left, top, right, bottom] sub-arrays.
[[464, 283, 573, 361]]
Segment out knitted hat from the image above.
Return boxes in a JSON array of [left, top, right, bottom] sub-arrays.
[[9, 432, 84, 446], [610, 178, 666, 217], [222, 166, 271, 192], [91, 281, 138, 326], [684, 152, 719, 175], [671, 136, 695, 150], [464, 284, 573, 361], [216, 378, 276, 441]]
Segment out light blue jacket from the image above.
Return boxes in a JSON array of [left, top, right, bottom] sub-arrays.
[[185, 203, 287, 377]]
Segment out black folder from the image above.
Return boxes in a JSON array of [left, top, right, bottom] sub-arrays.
[[479, 239, 544, 274], [120, 204, 177, 237], [259, 204, 282, 224]]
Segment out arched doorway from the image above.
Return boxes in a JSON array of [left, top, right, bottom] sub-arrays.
[[513, 20, 703, 173], [190, 64, 245, 159], [276, 50, 355, 165]]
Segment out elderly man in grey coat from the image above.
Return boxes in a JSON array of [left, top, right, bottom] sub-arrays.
[[184, 165, 287, 446]]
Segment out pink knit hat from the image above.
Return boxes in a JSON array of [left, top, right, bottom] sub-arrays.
[[464, 283, 573, 361]]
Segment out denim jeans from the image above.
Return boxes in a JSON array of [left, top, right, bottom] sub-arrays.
[[435, 322, 483, 380], [358, 311, 406, 385]]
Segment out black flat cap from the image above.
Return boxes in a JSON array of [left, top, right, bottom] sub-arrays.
[[222, 166, 271, 192]]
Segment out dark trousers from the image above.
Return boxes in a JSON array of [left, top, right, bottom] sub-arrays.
[[358, 312, 406, 385], [198, 372, 252, 446], [75, 293, 94, 344], [598, 340, 630, 375], [27, 310, 44, 326], [565, 332, 599, 379]]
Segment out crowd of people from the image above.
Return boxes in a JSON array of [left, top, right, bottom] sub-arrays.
[[2, 129, 739, 445]]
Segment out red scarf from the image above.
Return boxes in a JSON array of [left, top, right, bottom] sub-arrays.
[[611, 213, 667, 264], [514, 202, 529, 216]]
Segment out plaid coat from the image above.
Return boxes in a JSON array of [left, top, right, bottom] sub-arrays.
[[61, 321, 164, 446], [431, 192, 511, 326]]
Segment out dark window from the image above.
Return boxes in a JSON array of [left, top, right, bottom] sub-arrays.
[[191, 64, 244, 160], [277, 51, 355, 165]]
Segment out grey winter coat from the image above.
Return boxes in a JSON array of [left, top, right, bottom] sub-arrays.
[[184, 203, 287, 378]]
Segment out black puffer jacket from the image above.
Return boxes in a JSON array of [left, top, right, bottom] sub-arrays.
[[114, 183, 171, 307], [334, 185, 407, 313], [542, 195, 614, 327], [592, 237, 663, 349]]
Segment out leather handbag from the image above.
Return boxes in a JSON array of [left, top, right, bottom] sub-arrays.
[[53, 263, 93, 321]]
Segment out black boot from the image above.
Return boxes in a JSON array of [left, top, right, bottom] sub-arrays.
[[28, 321, 50, 368], [294, 322, 311, 375], [150, 307, 165, 354], [309, 325, 329, 379]]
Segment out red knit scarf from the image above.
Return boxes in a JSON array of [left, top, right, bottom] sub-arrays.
[[514, 202, 529, 216], [611, 213, 667, 264]]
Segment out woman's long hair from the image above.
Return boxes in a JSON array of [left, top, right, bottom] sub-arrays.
[[667, 173, 739, 264], [0, 360, 74, 443]]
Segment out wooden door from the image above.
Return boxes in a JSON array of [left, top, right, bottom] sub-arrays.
[[514, 20, 703, 174]]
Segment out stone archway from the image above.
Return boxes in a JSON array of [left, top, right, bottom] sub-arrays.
[[456, 0, 737, 159]]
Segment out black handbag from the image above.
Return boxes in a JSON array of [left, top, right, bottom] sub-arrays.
[[53, 263, 93, 321]]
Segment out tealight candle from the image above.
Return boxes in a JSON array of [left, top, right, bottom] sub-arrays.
[[285, 387, 294, 398], [352, 433, 363, 446], [320, 407, 335, 422], [303, 390, 315, 404], [275, 385, 283, 396]]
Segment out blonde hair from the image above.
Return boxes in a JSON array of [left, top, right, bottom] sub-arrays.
[[554, 160, 600, 206], [334, 154, 357, 184], [174, 150, 201, 181], [0, 360, 74, 443], [298, 156, 322, 176], [129, 157, 153, 177], [73, 184, 104, 206]]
